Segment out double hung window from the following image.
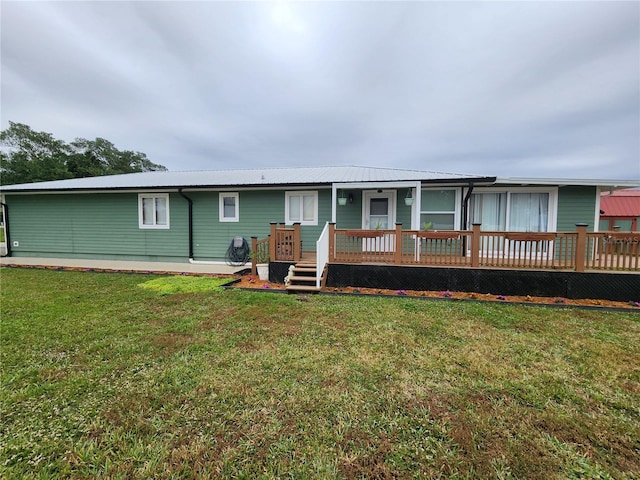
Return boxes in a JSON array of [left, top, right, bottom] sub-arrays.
[[285, 191, 318, 225], [139, 194, 169, 229], [219, 193, 239, 222]]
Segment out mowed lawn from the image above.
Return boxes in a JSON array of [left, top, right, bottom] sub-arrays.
[[1, 268, 638, 479]]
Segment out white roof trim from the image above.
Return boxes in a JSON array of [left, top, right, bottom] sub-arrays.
[[494, 177, 640, 188]]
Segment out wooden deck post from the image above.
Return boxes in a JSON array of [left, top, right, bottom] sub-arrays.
[[394, 223, 403, 265], [269, 222, 277, 261], [251, 236, 258, 276], [471, 223, 481, 267], [328, 223, 336, 263], [293, 222, 302, 261], [575, 223, 588, 272]]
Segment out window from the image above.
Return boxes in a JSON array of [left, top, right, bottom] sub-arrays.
[[370, 198, 390, 230], [469, 188, 556, 232], [138, 194, 169, 229], [420, 189, 458, 230], [285, 191, 318, 225], [219, 192, 239, 222], [509, 193, 549, 232], [470, 192, 507, 230]]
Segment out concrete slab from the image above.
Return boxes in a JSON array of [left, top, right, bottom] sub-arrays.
[[0, 256, 247, 275]]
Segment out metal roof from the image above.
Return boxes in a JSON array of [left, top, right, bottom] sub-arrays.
[[0, 165, 493, 192], [600, 190, 640, 217], [1, 165, 636, 193]]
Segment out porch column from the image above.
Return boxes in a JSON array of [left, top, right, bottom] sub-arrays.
[[575, 223, 588, 272], [251, 237, 258, 276], [412, 181, 421, 230], [269, 222, 277, 262], [394, 223, 403, 265], [471, 223, 481, 267], [328, 223, 336, 263], [293, 222, 302, 261], [331, 185, 337, 223]]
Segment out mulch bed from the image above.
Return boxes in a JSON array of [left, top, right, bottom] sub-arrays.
[[232, 275, 640, 311]]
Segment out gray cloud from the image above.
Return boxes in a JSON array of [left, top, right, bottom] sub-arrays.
[[2, 1, 638, 180]]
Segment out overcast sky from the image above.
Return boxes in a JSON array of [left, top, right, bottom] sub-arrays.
[[2, 1, 639, 180]]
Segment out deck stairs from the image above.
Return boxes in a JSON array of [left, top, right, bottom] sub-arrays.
[[285, 261, 326, 293]]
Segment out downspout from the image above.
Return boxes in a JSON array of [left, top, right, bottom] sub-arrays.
[[1, 202, 10, 257], [462, 181, 474, 230], [461, 182, 474, 255], [178, 189, 226, 265], [177, 189, 194, 260]]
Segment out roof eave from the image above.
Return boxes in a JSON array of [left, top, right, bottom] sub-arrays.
[[494, 177, 640, 188], [0, 176, 500, 193]]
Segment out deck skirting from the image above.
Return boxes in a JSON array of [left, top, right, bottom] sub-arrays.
[[324, 263, 639, 302]]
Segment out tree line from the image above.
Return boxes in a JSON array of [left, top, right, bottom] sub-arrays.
[[0, 122, 166, 185]]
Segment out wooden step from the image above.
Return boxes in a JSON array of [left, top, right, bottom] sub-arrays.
[[288, 275, 317, 282], [285, 261, 324, 294], [286, 284, 321, 292], [292, 266, 316, 273]]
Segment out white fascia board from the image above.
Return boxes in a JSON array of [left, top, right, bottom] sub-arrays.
[[334, 181, 420, 189], [495, 177, 640, 188]]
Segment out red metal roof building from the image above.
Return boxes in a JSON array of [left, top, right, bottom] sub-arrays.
[[600, 189, 640, 231]]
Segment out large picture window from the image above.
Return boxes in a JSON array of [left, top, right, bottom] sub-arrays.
[[138, 194, 170, 229], [219, 192, 239, 222], [285, 191, 318, 225], [469, 188, 556, 232]]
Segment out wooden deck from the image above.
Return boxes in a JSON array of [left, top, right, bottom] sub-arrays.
[[253, 223, 640, 275]]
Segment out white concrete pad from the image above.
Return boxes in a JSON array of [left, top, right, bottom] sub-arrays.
[[0, 256, 247, 275]]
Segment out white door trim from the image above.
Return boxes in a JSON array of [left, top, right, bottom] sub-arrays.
[[362, 190, 396, 230]]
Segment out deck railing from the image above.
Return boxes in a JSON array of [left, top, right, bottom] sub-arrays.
[[316, 222, 331, 288], [585, 231, 640, 270], [258, 222, 640, 273], [328, 223, 639, 272], [251, 223, 303, 275], [401, 230, 471, 266], [249, 236, 270, 276]]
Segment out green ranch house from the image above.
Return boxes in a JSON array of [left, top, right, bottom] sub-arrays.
[[1, 166, 638, 300]]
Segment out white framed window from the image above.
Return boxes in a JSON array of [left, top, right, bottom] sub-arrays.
[[420, 188, 460, 230], [219, 192, 239, 222], [138, 193, 170, 229], [285, 191, 318, 225], [467, 187, 557, 232]]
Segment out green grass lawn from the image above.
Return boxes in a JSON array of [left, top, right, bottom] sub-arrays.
[[1, 268, 639, 479]]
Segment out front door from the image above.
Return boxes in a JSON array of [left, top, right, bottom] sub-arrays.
[[363, 190, 395, 252]]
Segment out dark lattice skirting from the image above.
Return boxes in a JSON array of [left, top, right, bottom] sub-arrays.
[[324, 264, 640, 302]]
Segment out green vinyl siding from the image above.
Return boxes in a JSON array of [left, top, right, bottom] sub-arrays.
[[313, 189, 332, 246], [599, 219, 611, 231], [557, 186, 597, 232], [335, 191, 362, 229], [193, 188, 331, 255], [395, 190, 412, 228], [188, 189, 291, 260], [6, 188, 334, 262], [6, 193, 188, 260]]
